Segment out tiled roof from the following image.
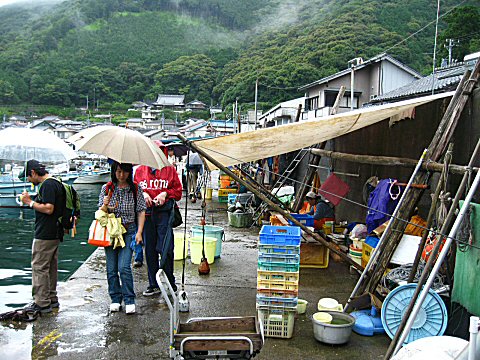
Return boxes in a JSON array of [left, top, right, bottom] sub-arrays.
[[370, 62, 472, 103], [299, 53, 422, 91], [153, 94, 185, 106]]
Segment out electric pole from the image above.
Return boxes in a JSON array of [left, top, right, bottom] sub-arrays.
[[254, 79, 258, 130], [444, 38, 458, 65]]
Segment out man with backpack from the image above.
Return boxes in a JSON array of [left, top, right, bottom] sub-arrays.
[[20, 159, 65, 314]]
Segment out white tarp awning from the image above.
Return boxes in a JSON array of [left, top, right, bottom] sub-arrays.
[[194, 92, 454, 170]]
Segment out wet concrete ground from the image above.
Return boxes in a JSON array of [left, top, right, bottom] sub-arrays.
[[0, 196, 389, 359]]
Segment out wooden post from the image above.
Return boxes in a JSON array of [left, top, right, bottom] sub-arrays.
[[330, 86, 346, 115], [310, 148, 476, 176], [294, 104, 302, 122], [178, 134, 363, 270], [292, 142, 326, 212], [407, 143, 452, 283]]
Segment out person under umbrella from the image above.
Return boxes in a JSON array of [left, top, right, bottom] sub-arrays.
[[134, 143, 182, 297], [98, 162, 146, 314], [186, 151, 203, 203], [20, 160, 66, 314]]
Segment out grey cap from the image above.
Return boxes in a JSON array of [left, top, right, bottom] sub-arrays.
[[306, 191, 318, 199]]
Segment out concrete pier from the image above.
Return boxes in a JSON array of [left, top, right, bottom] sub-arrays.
[[0, 199, 389, 359]]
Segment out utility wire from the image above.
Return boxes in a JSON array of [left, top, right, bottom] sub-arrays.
[[383, 0, 469, 54], [196, 143, 480, 250]]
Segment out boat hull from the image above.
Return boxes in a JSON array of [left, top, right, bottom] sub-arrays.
[[0, 193, 37, 208], [73, 171, 110, 184]]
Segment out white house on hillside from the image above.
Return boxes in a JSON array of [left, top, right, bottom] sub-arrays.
[[298, 53, 422, 120]]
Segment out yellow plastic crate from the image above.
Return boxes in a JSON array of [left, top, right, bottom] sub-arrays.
[[218, 188, 238, 197], [362, 242, 374, 268], [257, 278, 299, 292], [300, 242, 329, 269], [257, 270, 299, 283]]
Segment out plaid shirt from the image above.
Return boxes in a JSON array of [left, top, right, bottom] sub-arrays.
[[98, 184, 147, 225]]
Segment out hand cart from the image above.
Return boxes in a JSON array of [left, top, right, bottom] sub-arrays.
[[157, 270, 264, 360]]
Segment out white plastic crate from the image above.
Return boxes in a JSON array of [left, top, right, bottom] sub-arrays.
[[258, 308, 295, 338]]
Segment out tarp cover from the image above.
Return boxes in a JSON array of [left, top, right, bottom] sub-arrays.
[[193, 92, 453, 170], [452, 201, 480, 316]]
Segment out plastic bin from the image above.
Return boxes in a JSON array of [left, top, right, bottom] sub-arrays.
[[189, 236, 216, 264], [218, 195, 228, 203], [257, 261, 300, 272], [258, 244, 300, 255], [228, 212, 253, 228], [287, 213, 314, 227], [300, 242, 329, 269], [256, 295, 298, 309], [191, 225, 224, 258], [259, 225, 301, 246], [258, 253, 300, 265], [257, 278, 299, 292], [257, 308, 296, 339], [173, 232, 189, 260], [228, 193, 238, 205], [257, 288, 298, 299], [218, 188, 237, 197], [257, 270, 299, 283], [362, 242, 374, 268]]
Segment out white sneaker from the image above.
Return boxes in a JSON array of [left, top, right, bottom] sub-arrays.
[[110, 303, 121, 312], [125, 304, 136, 314]]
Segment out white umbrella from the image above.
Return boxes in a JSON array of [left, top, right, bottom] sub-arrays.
[[0, 127, 77, 163], [67, 125, 170, 169]]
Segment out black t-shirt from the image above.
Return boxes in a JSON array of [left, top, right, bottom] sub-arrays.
[[34, 178, 65, 240]]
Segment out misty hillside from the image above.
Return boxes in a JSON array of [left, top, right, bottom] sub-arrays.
[[0, 0, 478, 110]]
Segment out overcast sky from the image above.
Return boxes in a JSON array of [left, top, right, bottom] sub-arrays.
[[0, 0, 26, 6]]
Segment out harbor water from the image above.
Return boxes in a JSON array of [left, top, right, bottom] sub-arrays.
[[0, 184, 102, 313]]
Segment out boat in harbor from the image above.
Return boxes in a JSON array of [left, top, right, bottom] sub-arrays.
[[73, 162, 110, 184], [0, 192, 37, 208], [73, 169, 110, 184]]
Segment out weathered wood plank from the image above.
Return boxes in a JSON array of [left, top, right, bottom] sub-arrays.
[[309, 148, 476, 175]]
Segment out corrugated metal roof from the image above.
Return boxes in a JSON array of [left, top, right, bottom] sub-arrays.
[[371, 62, 473, 103]]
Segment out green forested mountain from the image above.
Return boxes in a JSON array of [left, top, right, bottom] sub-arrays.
[[0, 0, 478, 111]]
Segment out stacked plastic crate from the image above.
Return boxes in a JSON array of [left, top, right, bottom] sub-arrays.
[[256, 225, 301, 338]]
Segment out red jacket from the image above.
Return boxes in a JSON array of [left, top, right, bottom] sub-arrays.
[[134, 165, 182, 202]]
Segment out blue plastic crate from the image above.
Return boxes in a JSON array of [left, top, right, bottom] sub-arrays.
[[258, 261, 300, 272], [259, 225, 301, 246], [228, 193, 238, 205], [258, 244, 300, 255], [287, 213, 314, 227], [256, 294, 298, 309], [258, 253, 300, 265]]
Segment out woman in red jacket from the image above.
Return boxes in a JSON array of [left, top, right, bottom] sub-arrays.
[[134, 158, 182, 296]]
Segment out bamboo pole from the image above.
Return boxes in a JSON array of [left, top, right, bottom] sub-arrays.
[[310, 148, 477, 176], [178, 134, 363, 270]]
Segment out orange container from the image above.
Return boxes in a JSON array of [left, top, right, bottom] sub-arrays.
[[220, 179, 232, 188]]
